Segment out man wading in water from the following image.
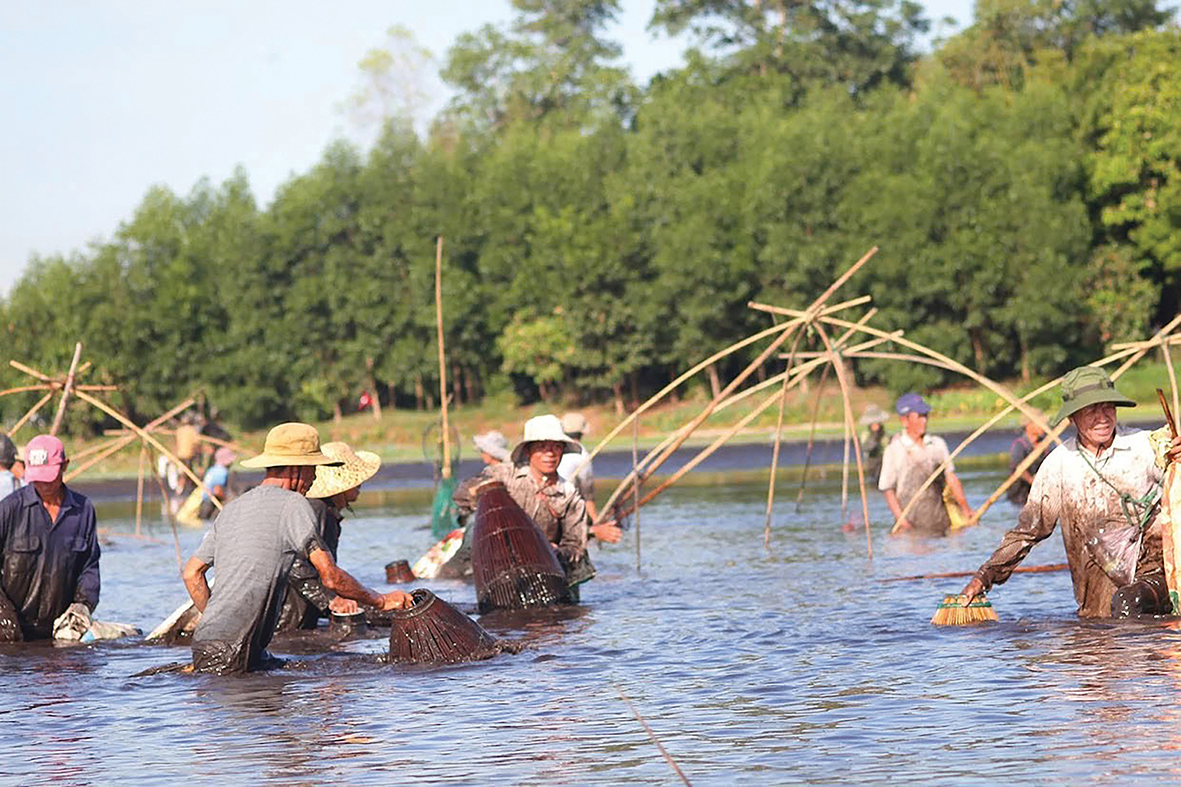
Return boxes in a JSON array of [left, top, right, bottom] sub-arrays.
[[182, 423, 410, 673], [879, 393, 974, 536], [962, 367, 1181, 617]]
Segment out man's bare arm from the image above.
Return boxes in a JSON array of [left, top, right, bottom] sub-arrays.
[[182, 557, 211, 612], [308, 548, 410, 611], [883, 488, 911, 532]]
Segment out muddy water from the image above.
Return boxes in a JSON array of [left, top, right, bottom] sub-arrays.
[[4, 472, 1181, 784]]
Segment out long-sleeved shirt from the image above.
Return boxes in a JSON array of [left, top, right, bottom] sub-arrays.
[[454, 461, 588, 562], [975, 426, 1164, 618], [0, 484, 100, 639]]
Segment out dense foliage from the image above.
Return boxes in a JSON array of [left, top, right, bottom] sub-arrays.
[[3, 0, 1178, 429]]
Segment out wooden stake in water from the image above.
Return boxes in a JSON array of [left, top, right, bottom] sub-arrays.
[[794, 362, 831, 513], [633, 413, 641, 574], [435, 235, 451, 480], [135, 443, 147, 537], [765, 328, 806, 548], [613, 683, 692, 786]]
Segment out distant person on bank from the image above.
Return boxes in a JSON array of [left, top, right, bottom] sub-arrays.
[[558, 412, 621, 544], [181, 423, 410, 673], [0, 435, 100, 641], [879, 393, 974, 536], [275, 441, 382, 632], [1007, 413, 1047, 507], [962, 368, 1181, 618]]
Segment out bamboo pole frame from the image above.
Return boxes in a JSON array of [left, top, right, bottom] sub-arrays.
[[435, 236, 451, 480], [50, 342, 83, 435]]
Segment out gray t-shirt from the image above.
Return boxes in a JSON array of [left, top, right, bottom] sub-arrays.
[[191, 485, 323, 667]]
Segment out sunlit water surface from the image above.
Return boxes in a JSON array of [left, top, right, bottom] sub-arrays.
[[3, 471, 1181, 785]]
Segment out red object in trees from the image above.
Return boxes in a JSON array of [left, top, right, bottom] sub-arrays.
[[358, 390, 374, 411]]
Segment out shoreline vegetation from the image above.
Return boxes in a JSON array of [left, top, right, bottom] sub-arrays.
[[65, 361, 1170, 482]]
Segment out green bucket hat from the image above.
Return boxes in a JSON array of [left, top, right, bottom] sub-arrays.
[[1051, 366, 1136, 426]]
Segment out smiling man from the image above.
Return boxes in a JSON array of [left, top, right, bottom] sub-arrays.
[[963, 367, 1181, 618]]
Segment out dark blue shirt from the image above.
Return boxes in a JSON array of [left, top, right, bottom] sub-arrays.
[[0, 484, 100, 639]]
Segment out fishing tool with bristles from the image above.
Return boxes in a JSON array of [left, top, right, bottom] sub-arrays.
[[931, 594, 998, 625]]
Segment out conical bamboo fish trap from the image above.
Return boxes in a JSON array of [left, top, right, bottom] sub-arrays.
[[471, 479, 571, 613], [387, 589, 499, 665]]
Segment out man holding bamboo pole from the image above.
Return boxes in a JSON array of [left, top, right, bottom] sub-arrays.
[[962, 368, 1181, 618]]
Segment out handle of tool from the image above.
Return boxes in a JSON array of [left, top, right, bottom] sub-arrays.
[[1158, 388, 1178, 439]]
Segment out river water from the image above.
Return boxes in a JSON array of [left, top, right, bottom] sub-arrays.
[[4, 467, 1181, 785]]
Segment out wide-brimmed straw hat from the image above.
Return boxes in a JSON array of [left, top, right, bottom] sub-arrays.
[[510, 415, 582, 465], [1052, 366, 1136, 426], [306, 441, 381, 499], [472, 431, 510, 462], [240, 423, 342, 468]]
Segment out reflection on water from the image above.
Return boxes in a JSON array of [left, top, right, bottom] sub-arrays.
[[5, 470, 1181, 783]]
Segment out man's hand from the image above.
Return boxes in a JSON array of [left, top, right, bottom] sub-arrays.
[[376, 591, 413, 612], [1168, 435, 1181, 465], [961, 577, 985, 606], [328, 596, 359, 615], [892, 517, 914, 534], [590, 521, 622, 543]]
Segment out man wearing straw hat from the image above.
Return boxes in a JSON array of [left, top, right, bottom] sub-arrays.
[[473, 431, 510, 467], [275, 441, 382, 632], [182, 423, 410, 672], [448, 414, 592, 589], [962, 367, 1181, 617]]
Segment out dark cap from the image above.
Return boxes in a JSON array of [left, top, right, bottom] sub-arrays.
[[895, 393, 931, 416]]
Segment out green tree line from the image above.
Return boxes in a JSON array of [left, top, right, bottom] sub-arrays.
[[3, 0, 1179, 430]]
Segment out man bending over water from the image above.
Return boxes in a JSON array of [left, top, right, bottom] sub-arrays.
[[182, 423, 409, 673]]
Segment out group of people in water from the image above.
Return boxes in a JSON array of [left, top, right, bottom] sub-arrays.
[[1, 365, 1181, 671]]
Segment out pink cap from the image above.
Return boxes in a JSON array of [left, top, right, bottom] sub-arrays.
[[24, 435, 66, 483]]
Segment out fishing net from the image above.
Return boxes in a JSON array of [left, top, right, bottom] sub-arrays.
[[430, 476, 459, 541]]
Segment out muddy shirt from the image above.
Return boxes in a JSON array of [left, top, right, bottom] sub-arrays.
[[275, 498, 342, 632], [190, 486, 324, 670], [878, 432, 953, 536], [0, 484, 100, 639], [975, 426, 1164, 618], [454, 462, 588, 562]]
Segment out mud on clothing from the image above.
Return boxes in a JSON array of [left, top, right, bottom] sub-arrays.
[[878, 432, 954, 536], [190, 485, 325, 672], [975, 426, 1167, 618], [275, 497, 342, 632], [0, 484, 100, 640]]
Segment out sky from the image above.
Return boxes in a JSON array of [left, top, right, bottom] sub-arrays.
[[0, 0, 973, 296]]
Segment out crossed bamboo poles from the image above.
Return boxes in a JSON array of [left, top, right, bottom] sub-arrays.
[[2, 345, 232, 562], [585, 246, 1169, 560]]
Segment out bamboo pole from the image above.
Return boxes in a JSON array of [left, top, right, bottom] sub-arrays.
[[150, 462, 184, 570], [792, 361, 830, 515], [813, 322, 873, 560], [840, 406, 852, 517], [135, 443, 147, 537], [435, 236, 451, 480], [609, 248, 878, 514], [64, 396, 197, 482], [596, 331, 901, 521], [968, 315, 1181, 524], [0, 385, 51, 398], [763, 327, 807, 548], [65, 436, 136, 482], [9, 391, 54, 436], [880, 563, 1068, 582], [633, 413, 641, 573], [73, 390, 222, 511], [70, 435, 130, 462], [8, 359, 51, 382], [612, 388, 786, 520], [574, 295, 873, 482], [1162, 337, 1180, 432], [50, 342, 83, 436]]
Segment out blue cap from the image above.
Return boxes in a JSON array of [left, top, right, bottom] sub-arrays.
[[895, 392, 931, 416]]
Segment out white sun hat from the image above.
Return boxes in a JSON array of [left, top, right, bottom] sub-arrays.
[[510, 414, 583, 465]]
